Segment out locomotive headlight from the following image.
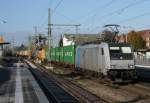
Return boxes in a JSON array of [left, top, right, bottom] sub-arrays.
[[128, 64, 134, 68], [111, 65, 116, 69]]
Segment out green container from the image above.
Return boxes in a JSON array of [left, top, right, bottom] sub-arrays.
[[50, 48, 55, 61], [59, 47, 64, 62], [55, 47, 60, 62], [45, 48, 50, 61], [46, 45, 76, 64], [63, 45, 76, 64], [45, 48, 56, 61]]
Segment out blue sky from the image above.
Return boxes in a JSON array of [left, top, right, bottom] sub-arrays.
[[0, 0, 150, 46]]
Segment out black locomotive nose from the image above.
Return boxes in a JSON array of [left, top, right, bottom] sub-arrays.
[[108, 69, 137, 82]]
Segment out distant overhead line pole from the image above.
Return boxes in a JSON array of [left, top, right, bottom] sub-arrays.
[[48, 8, 52, 66], [47, 8, 80, 67]]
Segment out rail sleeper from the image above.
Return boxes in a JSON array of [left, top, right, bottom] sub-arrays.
[[29, 68, 79, 103]]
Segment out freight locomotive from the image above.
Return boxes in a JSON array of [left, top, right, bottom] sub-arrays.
[[76, 42, 137, 81], [45, 42, 137, 81]]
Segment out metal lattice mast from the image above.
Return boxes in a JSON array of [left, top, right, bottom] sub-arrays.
[[48, 8, 52, 66]]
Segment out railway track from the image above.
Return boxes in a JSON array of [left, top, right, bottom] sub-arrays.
[[26, 62, 80, 103], [26, 60, 108, 103], [97, 78, 150, 100], [25, 59, 150, 103], [138, 82, 150, 89]]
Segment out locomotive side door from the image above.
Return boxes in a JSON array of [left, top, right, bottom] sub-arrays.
[[103, 45, 111, 75], [100, 47, 106, 75], [99, 44, 110, 76]]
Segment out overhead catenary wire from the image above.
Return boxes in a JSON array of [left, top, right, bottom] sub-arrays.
[[41, 0, 116, 31], [38, 0, 150, 36], [96, 0, 148, 20], [117, 11, 150, 24], [52, 0, 63, 14], [78, 0, 118, 33], [50, 0, 76, 26], [50, 0, 117, 27], [38, 0, 63, 28], [116, 0, 149, 14], [37, 0, 65, 36], [80, 0, 117, 25], [37, 0, 54, 30], [81, 0, 139, 31], [87, 0, 149, 33], [100, 0, 149, 24], [90, 0, 147, 25]]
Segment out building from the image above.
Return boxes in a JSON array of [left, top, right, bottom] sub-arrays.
[[62, 30, 150, 48], [117, 30, 150, 49], [117, 34, 127, 43], [0, 36, 10, 57], [138, 29, 150, 49], [15, 44, 29, 57], [62, 34, 100, 46], [0, 36, 4, 43]]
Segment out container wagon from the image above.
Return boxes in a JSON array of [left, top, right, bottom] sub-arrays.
[[45, 45, 76, 67]]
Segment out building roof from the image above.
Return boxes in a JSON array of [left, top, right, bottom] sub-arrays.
[[0, 36, 10, 45], [138, 29, 150, 33], [0, 42, 10, 45], [137, 29, 150, 37], [64, 34, 100, 45]]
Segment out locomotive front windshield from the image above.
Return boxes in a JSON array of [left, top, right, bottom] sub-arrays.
[[109, 46, 133, 60]]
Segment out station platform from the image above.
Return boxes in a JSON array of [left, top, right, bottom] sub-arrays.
[[0, 63, 49, 103]]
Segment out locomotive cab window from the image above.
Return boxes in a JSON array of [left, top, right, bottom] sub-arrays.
[[121, 47, 131, 53], [109, 46, 133, 60], [109, 47, 120, 53]]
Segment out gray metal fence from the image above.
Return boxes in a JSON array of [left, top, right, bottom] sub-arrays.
[[135, 55, 150, 66]]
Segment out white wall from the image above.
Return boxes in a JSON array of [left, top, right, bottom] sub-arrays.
[[63, 36, 74, 46]]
